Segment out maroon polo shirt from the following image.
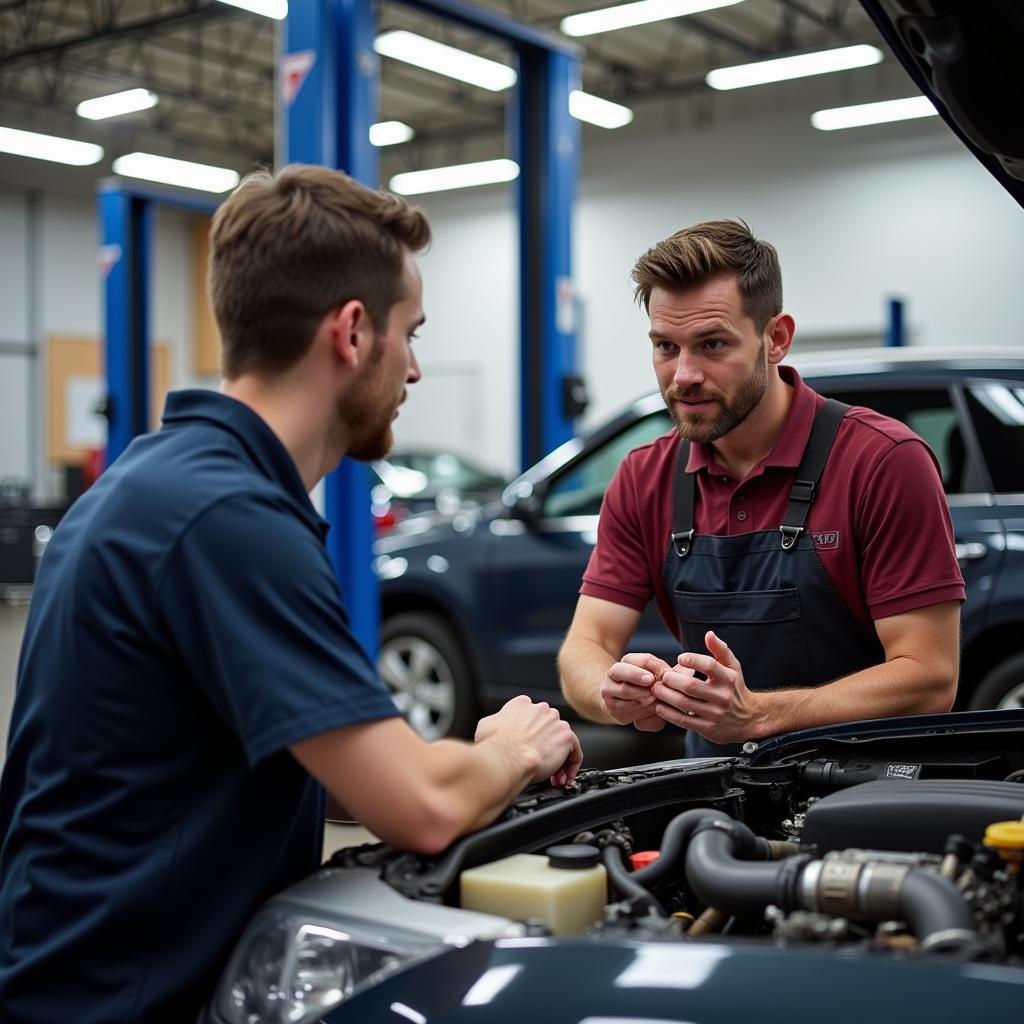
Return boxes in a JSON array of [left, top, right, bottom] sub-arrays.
[[581, 365, 965, 639]]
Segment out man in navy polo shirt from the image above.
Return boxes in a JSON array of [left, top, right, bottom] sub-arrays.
[[0, 165, 583, 1023]]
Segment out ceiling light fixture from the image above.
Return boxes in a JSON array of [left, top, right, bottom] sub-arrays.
[[369, 120, 415, 147], [390, 158, 519, 196], [76, 88, 158, 121], [0, 126, 103, 166], [374, 31, 517, 92], [112, 153, 240, 193], [706, 43, 883, 90], [561, 0, 744, 38], [569, 90, 633, 129], [811, 95, 938, 131], [215, 0, 287, 18]]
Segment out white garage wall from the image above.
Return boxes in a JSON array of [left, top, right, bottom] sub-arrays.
[[1, 97, 1023, 491], [415, 109, 1024, 472]]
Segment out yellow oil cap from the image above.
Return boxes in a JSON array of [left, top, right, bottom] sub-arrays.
[[984, 821, 1024, 863]]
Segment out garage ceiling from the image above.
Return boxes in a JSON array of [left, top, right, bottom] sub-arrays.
[[0, 0, 894, 190]]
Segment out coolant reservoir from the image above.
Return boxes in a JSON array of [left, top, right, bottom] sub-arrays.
[[460, 844, 607, 936]]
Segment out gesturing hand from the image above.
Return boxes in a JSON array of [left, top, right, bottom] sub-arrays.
[[650, 631, 763, 745], [599, 652, 671, 732]]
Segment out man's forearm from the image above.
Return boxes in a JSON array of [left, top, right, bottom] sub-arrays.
[[752, 656, 957, 741], [558, 637, 618, 724]]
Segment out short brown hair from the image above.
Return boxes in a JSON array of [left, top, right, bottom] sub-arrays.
[[631, 218, 782, 330], [209, 164, 431, 378]]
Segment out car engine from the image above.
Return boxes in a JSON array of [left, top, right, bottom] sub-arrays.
[[330, 720, 1024, 965]]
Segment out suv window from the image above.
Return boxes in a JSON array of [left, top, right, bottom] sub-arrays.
[[820, 387, 963, 494], [964, 386, 1024, 493], [542, 411, 672, 518]]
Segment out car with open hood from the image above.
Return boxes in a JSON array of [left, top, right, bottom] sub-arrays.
[[206, 3, 1024, 1021]]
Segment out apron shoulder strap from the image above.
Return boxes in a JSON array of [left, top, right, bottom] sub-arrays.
[[670, 439, 694, 557], [780, 398, 850, 550]]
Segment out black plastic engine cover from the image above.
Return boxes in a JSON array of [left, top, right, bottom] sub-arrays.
[[802, 779, 1024, 854]]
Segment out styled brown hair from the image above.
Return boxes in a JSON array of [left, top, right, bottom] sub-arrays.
[[631, 218, 782, 331], [209, 164, 431, 378]]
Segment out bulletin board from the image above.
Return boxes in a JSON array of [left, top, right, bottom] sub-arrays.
[[192, 217, 221, 376], [46, 335, 171, 464]]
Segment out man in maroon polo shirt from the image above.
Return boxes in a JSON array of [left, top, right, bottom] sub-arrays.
[[558, 219, 964, 757]]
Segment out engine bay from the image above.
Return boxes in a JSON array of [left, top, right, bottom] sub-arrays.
[[329, 716, 1024, 965]]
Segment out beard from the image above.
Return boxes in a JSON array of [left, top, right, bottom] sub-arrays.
[[333, 336, 403, 462], [662, 344, 768, 444]]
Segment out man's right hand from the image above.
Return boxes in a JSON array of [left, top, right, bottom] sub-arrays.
[[475, 695, 584, 787], [600, 652, 672, 731]]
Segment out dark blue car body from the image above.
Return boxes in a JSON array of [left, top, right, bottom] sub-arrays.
[[375, 350, 1024, 736]]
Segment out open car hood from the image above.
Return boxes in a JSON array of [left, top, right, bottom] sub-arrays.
[[859, 1, 1024, 207]]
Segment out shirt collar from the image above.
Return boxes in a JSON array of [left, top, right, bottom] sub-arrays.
[[685, 364, 822, 477], [161, 390, 329, 536]]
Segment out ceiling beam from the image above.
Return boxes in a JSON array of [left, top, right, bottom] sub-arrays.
[[0, 1, 240, 68]]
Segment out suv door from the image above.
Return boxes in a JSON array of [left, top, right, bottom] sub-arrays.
[[810, 375, 1004, 689], [481, 409, 675, 705]]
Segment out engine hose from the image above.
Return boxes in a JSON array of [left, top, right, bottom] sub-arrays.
[[685, 828, 794, 916], [899, 869, 978, 955], [683, 819, 981, 955], [601, 845, 666, 917], [631, 809, 771, 889]]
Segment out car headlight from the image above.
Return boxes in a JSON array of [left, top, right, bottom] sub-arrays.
[[217, 911, 434, 1024]]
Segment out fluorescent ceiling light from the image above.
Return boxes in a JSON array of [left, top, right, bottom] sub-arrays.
[[562, 0, 744, 37], [112, 152, 240, 193], [811, 95, 938, 131], [374, 31, 517, 92], [215, 0, 287, 17], [0, 126, 103, 166], [390, 158, 519, 196], [569, 90, 633, 129], [370, 120, 415, 147], [76, 88, 158, 121], [706, 44, 883, 90]]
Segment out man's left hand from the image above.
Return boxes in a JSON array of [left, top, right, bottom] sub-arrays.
[[650, 630, 764, 745]]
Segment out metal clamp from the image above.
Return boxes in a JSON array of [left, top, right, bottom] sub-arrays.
[[779, 525, 803, 551], [672, 529, 694, 558]]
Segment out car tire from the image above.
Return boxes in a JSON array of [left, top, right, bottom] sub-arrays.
[[379, 612, 479, 740], [966, 652, 1024, 711]]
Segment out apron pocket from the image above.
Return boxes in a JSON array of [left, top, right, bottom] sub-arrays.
[[671, 587, 812, 691]]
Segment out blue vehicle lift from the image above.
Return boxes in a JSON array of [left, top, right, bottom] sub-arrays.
[[99, 181, 219, 463], [101, 0, 581, 657]]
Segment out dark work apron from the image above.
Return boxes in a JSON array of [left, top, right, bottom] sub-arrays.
[[662, 400, 885, 758]]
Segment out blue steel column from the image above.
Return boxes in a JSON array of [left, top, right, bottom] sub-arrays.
[[284, 0, 380, 654], [886, 297, 906, 347], [514, 47, 581, 470], [99, 186, 152, 465]]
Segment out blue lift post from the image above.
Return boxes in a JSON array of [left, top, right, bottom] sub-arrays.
[[886, 297, 906, 347], [283, 0, 582, 656], [99, 181, 219, 465]]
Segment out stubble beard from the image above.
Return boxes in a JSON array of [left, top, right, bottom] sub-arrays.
[[335, 336, 402, 462], [663, 345, 769, 444]]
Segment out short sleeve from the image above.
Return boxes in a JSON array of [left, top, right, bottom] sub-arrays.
[[581, 459, 655, 611], [855, 439, 965, 620], [155, 493, 398, 766]]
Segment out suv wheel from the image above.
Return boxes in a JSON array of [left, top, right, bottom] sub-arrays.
[[379, 612, 478, 740], [967, 652, 1024, 710]]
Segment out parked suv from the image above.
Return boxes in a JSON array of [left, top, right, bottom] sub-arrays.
[[374, 348, 1024, 739]]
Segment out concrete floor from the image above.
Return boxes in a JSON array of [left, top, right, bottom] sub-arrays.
[[0, 599, 684, 857]]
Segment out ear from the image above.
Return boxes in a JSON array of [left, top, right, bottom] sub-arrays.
[[764, 313, 795, 365], [325, 300, 374, 369]]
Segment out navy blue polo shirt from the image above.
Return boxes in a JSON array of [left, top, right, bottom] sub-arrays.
[[0, 390, 399, 1023]]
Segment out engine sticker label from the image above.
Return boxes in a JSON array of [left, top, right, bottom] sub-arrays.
[[885, 762, 921, 780]]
